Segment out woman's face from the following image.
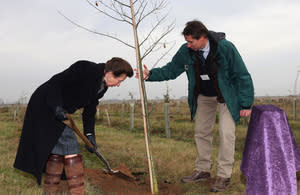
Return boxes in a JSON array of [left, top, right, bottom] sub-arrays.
[[104, 72, 127, 87]]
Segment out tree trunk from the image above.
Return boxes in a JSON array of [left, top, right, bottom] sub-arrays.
[[129, 1, 158, 194]]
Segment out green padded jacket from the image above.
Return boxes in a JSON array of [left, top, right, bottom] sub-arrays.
[[147, 35, 254, 123]]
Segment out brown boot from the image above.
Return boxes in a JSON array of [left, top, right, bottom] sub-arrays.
[[64, 155, 84, 195], [43, 154, 64, 194], [181, 171, 211, 183], [210, 176, 230, 192]]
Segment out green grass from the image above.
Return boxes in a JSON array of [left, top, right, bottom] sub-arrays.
[[0, 97, 300, 194]]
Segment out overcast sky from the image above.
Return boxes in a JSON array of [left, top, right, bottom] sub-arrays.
[[1, 0, 300, 103]]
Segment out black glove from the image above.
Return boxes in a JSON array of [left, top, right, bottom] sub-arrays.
[[55, 106, 68, 121], [85, 133, 97, 153]]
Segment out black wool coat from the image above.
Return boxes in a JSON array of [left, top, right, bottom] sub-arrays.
[[14, 60, 108, 184]]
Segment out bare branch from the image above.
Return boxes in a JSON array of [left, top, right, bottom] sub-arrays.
[[57, 10, 135, 49], [113, 0, 131, 8], [141, 22, 175, 60], [137, 0, 168, 25], [151, 41, 176, 68], [139, 13, 168, 47], [86, 0, 132, 25], [136, 1, 148, 26], [111, 1, 132, 21], [134, 0, 146, 18], [64, 0, 174, 63]]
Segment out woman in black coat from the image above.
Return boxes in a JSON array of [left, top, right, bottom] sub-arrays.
[[14, 57, 133, 195]]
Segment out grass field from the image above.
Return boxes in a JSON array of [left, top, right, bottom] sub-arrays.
[[0, 97, 299, 194]]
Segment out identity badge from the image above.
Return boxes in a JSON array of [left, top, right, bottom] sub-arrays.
[[200, 74, 210, 80]]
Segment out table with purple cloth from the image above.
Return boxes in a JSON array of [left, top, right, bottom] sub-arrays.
[[241, 104, 300, 195]]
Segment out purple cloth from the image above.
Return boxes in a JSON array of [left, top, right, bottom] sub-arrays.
[[241, 104, 300, 195]]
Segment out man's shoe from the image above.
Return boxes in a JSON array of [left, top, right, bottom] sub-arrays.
[[210, 176, 230, 192], [181, 171, 210, 183]]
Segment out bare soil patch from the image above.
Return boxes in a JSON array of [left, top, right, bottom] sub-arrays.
[[58, 163, 186, 194]]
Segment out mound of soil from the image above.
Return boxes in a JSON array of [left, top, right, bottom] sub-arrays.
[[58, 163, 186, 195]]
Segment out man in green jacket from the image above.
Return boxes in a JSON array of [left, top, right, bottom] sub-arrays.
[[137, 20, 254, 192]]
